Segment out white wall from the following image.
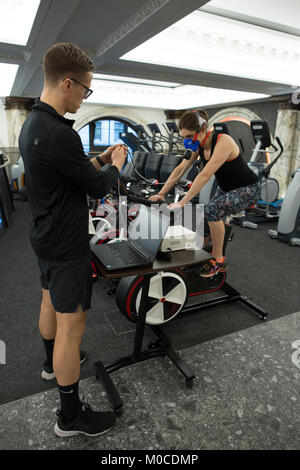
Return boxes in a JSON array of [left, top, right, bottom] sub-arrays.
[[65, 102, 168, 137]]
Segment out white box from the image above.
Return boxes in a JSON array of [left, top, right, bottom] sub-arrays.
[[160, 225, 196, 252]]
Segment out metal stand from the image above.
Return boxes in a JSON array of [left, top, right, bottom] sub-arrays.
[[183, 281, 268, 320]]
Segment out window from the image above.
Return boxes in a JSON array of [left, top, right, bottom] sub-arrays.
[[93, 121, 102, 145], [78, 125, 90, 155], [78, 117, 138, 157], [114, 122, 125, 142]]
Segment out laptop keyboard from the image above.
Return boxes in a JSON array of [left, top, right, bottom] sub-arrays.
[[108, 243, 145, 264]]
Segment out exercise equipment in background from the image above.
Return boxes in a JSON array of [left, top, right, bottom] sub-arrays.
[[10, 156, 27, 200], [268, 168, 300, 246], [0, 152, 15, 231], [232, 120, 284, 229]]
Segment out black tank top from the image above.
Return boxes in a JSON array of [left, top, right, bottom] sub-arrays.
[[198, 133, 258, 192]]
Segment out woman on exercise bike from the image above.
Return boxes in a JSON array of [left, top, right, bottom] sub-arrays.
[[149, 110, 261, 277]]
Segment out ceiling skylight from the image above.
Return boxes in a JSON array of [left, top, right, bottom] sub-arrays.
[[0, 63, 19, 96], [121, 10, 300, 87], [88, 78, 268, 109], [203, 0, 300, 33], [0, 0, 40, 45]]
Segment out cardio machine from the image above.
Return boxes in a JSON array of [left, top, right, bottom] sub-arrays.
[[268, 168, 300, 246], [232, 120, 284, 229], [10, 156, 27, 201], [120, 121, 185, 200], [0, 152, 15, 230]]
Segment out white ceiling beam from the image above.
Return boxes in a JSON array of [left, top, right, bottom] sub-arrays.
[[92, 0, 209, 66], [97, 59, 294, 96], [201, 4, 300, 37], [0, 43, 27, 64]]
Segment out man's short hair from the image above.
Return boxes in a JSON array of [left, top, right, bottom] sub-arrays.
[[43, 42, 95, 84]]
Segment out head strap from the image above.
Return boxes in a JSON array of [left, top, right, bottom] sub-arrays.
[[196, 112, 207, 130]]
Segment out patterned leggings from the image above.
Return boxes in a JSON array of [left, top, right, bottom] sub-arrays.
[[203, 182, 261, 236]]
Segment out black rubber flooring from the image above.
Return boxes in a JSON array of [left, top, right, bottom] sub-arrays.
[[0, 200, 299, 405]]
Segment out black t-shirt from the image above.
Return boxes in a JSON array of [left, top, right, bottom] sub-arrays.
[[19, 100, 120, 261], [199, 133, 258, 192]]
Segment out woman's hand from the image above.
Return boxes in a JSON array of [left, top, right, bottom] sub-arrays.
[[148, 194, 165, 202], [168, 201, 184, 210]]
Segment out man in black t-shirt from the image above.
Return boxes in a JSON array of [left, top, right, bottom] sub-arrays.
[[19, 42, 127, 437]]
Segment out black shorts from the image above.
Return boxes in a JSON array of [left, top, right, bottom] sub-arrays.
[[37, 253, 93, 313]]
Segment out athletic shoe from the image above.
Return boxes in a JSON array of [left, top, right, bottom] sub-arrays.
[[41, 350, 88, 381], [54, 398, 116, 437], [198, 259, 228, 278]]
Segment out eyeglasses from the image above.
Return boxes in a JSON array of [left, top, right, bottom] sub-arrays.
[[69, 77, 93, 99]]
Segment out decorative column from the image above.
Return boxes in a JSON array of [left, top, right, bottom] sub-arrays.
[[293, 110, 300, 173], [272, 102, 300, 197], [4, 97, 35, 175], [5, 97, 35, 145]]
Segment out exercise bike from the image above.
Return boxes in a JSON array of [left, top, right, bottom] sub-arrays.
[[115, 220, 233, 326], [90, 192, 268, 327], [90, 195, 268, 394]]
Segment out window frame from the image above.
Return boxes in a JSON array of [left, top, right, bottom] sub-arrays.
[[79, 116, 139, 156]]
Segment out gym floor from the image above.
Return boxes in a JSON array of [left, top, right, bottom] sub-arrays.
[[0, 200, 299, 450]]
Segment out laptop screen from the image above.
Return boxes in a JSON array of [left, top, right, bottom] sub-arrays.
[[128, 205, 170, 261]]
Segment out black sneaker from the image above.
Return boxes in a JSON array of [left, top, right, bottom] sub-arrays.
[[54, 398, 116, 437], [41, 350, 88, 381]]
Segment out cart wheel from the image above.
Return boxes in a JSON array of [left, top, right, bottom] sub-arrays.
[[148, 339, 163, 349], [116, 271, 188, 325], [114, 406, 123, 417], [107, 288, 116, 296], [186, 378, 194, 388]]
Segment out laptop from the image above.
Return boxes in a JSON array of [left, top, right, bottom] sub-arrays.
[[93, 205, 170, 271]]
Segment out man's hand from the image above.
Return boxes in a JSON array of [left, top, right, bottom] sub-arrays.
[[111, 145, 127, 172], [100, 144, 127, 164]]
